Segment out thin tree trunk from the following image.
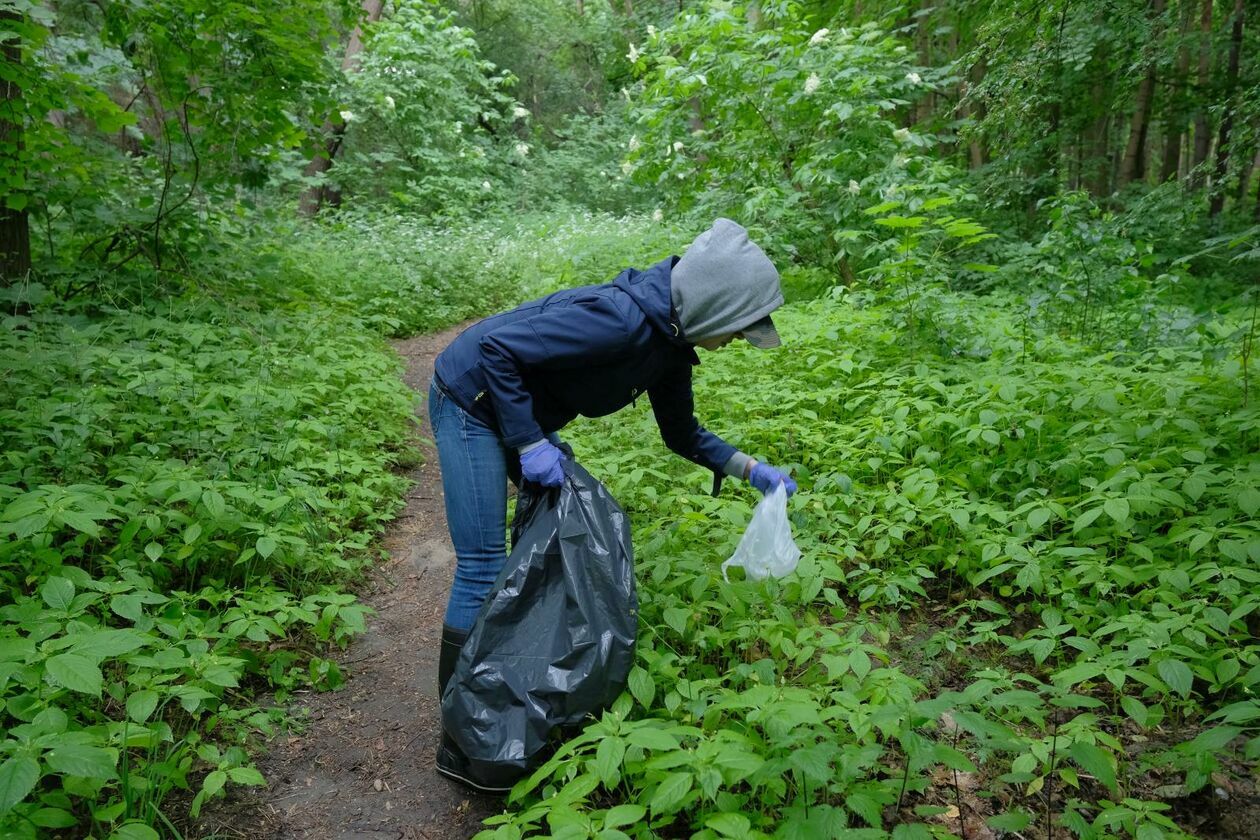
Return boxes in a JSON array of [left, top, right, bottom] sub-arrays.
[[1238, 142, 1259, 204], [299, 0, 384, 218], [1209, 0, 1244, 216], [1163, 0, 1195, 181], [1, 8, 30, 281], [1120, 0, 1167, 187], [914, 0, 934, 126], [1191, 0, 1214, 187], [966, 57, 988, 169]]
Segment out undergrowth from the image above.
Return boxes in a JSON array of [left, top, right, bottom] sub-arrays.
[[485, 291, 1260, 839]]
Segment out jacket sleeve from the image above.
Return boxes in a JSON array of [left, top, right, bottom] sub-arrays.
[[647, 360, 737, 480], [478, 297, 634, 449]]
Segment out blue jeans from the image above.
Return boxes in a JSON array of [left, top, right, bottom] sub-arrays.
[[428, 379, 558, 631]]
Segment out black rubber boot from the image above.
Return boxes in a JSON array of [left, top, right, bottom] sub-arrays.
[[435, 624, 515, 795]]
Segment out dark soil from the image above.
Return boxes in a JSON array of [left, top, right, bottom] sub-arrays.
[[195, 326, 501, 840]]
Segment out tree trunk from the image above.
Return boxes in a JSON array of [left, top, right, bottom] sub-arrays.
[[1162, 0, 1195, 182], [298, 0, 384, 218], [914, 0, 934, 126], [1, 9, 30, 281], [1120, 0, 1166, 187], [1237, 142, 1259, 204], [1209, 0, 1244, 216], [576, 0, 584, 14], [966, 57, 988, 169], [1190, 0, 1213, 187]]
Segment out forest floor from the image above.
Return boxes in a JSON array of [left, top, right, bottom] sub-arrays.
[[195, 325, 501, 840]]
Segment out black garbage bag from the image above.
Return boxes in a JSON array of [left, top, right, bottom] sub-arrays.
[[440, 458, 637, 783]]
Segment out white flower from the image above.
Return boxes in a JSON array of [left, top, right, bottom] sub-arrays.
[[672, 140, 684, 153], [652, 208, 663, 222], [482, 181, 492, 191], [892, 153, 908, 168], [628, 134, 641, 152], [906, 71, 922, 85], [384, 96, 395, 109], [514, 142, 530, 157], [647, 24, 657, 37], [893, 127, 911, 143], [848, 179, 861, 195], [512, 106, 530, 120], [339, 110, 354, 122], [621, 87, 631, 101], [809, 28, 829, 46], [804, 72, 821, 95], [621, 161, 635, 176], [627, 43, 640, 62]]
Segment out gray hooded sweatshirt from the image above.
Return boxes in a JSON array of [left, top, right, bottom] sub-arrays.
[[670, 218, 783, 480], [670, 218, 783, 342]]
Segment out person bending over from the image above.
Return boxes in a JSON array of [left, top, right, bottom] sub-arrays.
[[427, 218, 797, 791]]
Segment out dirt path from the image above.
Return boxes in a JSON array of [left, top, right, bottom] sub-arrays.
[[197, 326, 501, 839]]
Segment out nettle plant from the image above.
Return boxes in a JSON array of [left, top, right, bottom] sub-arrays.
[[476, 296, 1258, 839], [624, 3, 946, 272], [0, 297, 409, 836]]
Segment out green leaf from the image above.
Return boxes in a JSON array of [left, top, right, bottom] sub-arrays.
[[1027, 508, 1050, 530], [1157, 659, 1194, 698], [1103, 498, 1129, 523], [127, 690, 160, 723], [227, 766, 266, 786], [202, 769, 228, 797], [873, 215, 927, 228], [45, 653, 103, 696], [627, 666, 655, 708], [602, 804, 645, 829], [1120, 696, 1150, 728], [30, 807, 78, 828], [987, 811, 1033, 831], [625, 726, 678, 751], [1066, 742, 1116, 794], [649, 771, 692, 816], [0, 755, 40, 812], [144, 542, 163, 562], [45, 744, 117, 779], [1239, 488, 1260, 516], [69, 629, 150, 659], [110, 823, 160, 840], [41, 577, 74, 610], [706, 813, 752, 837], [593, 736, 625, 787], [256, 535, 278, 559]]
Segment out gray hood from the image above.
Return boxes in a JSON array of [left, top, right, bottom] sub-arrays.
[[670, 218, 782, 342]]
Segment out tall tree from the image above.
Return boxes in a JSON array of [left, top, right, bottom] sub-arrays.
[[1, 8, 30, 281], [299, 0, 385, 217], [1162, 0, 1196, 181], [1119, 0, 1167, 187], [1190, 0, 1214, 186], [1209, 0, 1244, 216]]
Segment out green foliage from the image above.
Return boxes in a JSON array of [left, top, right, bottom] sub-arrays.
[[331, 1, 520, 213], [0, 287, 412, 834], [480, 290, 1259, 838], [271, 209, 691, 337], [627, 4, 945, 269]]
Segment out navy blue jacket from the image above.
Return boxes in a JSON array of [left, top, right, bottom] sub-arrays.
[[433, 256, 736, 479]]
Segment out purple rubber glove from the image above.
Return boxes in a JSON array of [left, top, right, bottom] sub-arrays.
[[749, 462, 797, 497], [520, 441, 565, 487]]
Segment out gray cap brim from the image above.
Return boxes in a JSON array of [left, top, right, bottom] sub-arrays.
[[741, 314, 781, 349]]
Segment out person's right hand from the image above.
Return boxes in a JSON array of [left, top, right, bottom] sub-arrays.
[[520, 441, 565, 487], [749, 462, 797, 497]]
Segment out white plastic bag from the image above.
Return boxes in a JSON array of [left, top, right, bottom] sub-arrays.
[[722, 483, 801, 581]]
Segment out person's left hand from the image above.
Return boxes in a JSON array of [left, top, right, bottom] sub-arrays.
[[749, 462, 797, 497]]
